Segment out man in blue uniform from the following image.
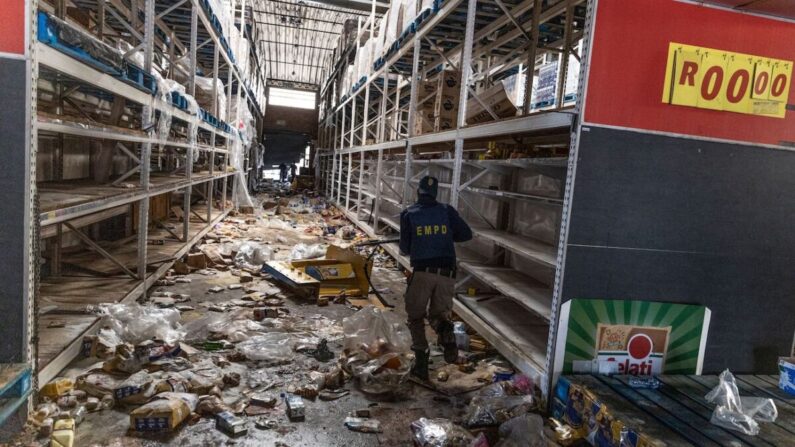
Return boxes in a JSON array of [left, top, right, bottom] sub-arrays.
[[400, 176, 472, 380]]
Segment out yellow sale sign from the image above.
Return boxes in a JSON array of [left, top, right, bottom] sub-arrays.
[[662, 42, 793, 118]]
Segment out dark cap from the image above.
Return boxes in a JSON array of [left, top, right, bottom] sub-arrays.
[[418, 176, 439, 198]]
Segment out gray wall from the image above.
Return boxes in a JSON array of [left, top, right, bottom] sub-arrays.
[[561, 125, 795, 373]]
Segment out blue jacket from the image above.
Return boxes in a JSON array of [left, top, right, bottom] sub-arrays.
[[399, 195, 472, 268]]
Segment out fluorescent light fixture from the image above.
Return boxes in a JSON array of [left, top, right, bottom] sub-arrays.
[[268, 87, 316, 109]]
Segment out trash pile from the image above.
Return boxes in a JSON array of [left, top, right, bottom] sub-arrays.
[[408, 374, 545, 446], [24, 194, 549, 446], [341, 305, 415, 394]]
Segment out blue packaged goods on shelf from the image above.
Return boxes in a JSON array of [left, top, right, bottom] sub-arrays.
[[414, 8, 433, 29], [37, 11, 124, 75], [169, 91, 189, 111], [121, 63, 157, 94], [780, 357, 795, 395], [433, 0, 445, 12]]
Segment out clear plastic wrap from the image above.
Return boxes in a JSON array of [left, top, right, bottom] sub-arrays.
[[463, 395, 535, 428], [43, 13, 124, 69], [208, 318, 267, 342], [236, 333, 294, 365], [234, 242, 273, 270], [705, 369, 778, 435], [341, 306, 414, 394], [410, 418, 474, 447], [290, 243, 327, 260], [194, 75, 227, 122], [495, 414, 547, 447], [463, 378, 536, 428], [97, 303, 185, 345]]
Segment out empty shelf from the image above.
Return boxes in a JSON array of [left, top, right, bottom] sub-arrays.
[[472, 227, 557, 268], [454, 294, 549, 381], [459, 261, 552, 320]]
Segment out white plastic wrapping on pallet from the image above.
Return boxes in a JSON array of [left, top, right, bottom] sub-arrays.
[[210, 0, 233, 38], [230, 96, 255, 146], [373, 18, 386, 61], [354, 39, 373, 81], [237, 37, 250, 75], [342, 65, 355, 95], [383, 4, 404, 50], [229, 100, 258, 212], [194, 75, 227, 122], [401, 0, 418, 32]]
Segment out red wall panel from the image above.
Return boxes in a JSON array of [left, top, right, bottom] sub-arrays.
[[584, 0, 795, 146], [0, 1, 26, 55]]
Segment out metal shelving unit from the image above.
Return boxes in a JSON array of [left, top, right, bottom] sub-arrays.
[[315, 0, 585, 395], [32, 0, 265, 388]]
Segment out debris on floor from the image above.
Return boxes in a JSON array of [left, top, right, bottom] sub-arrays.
[[19, 192, 553, 446]]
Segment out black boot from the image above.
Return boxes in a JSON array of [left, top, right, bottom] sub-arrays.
[[411, 349, 430, 381], [437, 320, 458, 364]]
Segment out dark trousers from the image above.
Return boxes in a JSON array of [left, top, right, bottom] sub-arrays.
[[404, 271, 455, 350]]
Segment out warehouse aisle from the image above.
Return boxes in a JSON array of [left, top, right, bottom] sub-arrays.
[[18, 192, 518, 446]]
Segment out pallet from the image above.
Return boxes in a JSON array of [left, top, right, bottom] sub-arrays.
[[0, 365, 32, 427], [558, 374, 795, 447], [37, 12, 122, 76]]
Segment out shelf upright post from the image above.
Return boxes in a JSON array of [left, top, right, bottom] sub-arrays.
[[372, 60, 389, 232], [374, 148, 384, 233], [330, 113, 338, 199], [392, 76, 400, 141], [207, 42, 220, 219], [358, 151, 365, 219], [98, 0, 106, 39], [137, 0, 156, 287], [184, 3, 200, 242], [346, 150, 353, 210], [450, 0, 477, 208], [223, 38, 235, 213], [330, 151, 336, 200], [358, 0, 375, 219], [556, 0, 575, 109], [404, 37, 421, 206], [522, 0, 542, 115], [378, 67, 389, 144], [350, 95, 357, 148], [337, 104, 346, 204]]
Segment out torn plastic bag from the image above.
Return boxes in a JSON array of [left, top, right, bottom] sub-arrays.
[[742, 397, 778, 423], [98, 303, 185, 345], [236, 333, 294, 365], [410, 418, 475, 447], [495, 414, 547, 447], [75, 370, 121, 398], [463, 394, 535, 428], [234, 242, 273, 270], [208, 318, 267, 342], [341, 306, 414, 394], [705, 369, 778, 435], [290, 243, 327, 260]]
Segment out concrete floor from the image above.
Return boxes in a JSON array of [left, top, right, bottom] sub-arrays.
[[18, 204, 496, 446]]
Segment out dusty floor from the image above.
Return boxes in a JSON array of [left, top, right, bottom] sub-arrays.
[[18, 194, 509, 446]]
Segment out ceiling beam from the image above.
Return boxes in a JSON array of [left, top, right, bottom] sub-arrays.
[[309, 0, 389, 14]]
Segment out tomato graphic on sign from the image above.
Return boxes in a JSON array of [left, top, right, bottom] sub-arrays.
[[595, 324, 671, 376]]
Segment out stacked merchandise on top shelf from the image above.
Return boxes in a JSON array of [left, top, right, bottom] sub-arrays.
[[531, 51, 580, 110]]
